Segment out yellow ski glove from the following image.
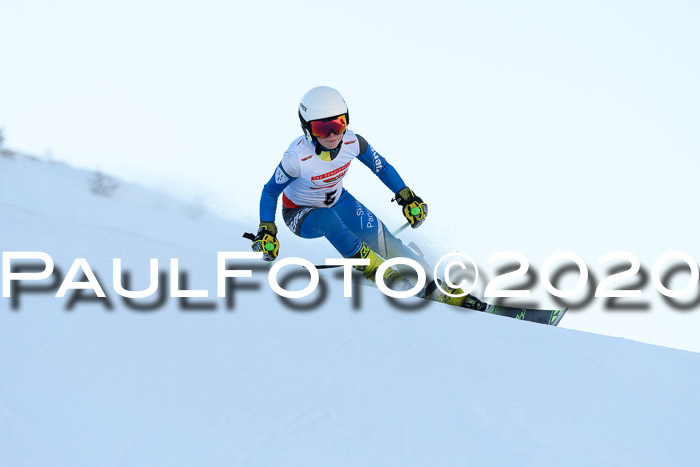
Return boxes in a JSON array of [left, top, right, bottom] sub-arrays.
[[394, 187, 428, 229], [251, 222, 279, 261]]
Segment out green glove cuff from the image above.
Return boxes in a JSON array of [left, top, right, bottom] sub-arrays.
[[258, 221, 277, 235], [396, 187, 414, 203]]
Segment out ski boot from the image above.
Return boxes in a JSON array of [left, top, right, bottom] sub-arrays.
[[351, 242, 410, 289], [423, 280, 487, 310]]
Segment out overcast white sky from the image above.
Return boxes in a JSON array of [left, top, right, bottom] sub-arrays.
[[2, 0, 699, 350]]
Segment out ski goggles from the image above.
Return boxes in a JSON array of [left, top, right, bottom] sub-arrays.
[[309, 114, 348, 138]]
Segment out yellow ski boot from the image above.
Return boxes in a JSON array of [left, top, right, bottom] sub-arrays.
[[424, 280, 487, 310], [351, 242, 405, 286]]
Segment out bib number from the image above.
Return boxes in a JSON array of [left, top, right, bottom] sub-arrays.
[[324, 189, 338, 206]]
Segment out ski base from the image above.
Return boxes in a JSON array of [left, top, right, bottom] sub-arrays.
[[481, 304, 567, 326]]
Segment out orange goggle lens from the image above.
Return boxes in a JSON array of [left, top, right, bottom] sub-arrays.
[[309, 114, 347, 138]]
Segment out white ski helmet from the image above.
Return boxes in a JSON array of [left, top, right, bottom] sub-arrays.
[[298, 86, 349, 141]]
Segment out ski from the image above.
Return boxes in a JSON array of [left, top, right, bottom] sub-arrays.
[[243, 232, 568, 326], [423, 283, 567, 326], [480, 303, 567, 326]]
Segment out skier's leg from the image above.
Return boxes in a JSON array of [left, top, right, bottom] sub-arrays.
[[282, 204, 403, 284], [330, 189, 431, 272], [282, 205, 360, 256]]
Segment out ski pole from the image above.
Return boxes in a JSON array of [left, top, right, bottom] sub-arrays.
[[392, 206, 421, 236], [244, 221, 409, 270], [392, 222, 410, 236], [243, 232, 336, 268]]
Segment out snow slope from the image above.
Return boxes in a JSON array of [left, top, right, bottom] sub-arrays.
[[2, 155, 700, 467]]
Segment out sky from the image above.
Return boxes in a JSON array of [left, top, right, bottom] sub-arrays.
[[1, 1, 699, 350]]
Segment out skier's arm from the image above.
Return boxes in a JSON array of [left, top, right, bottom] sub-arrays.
[[355, 134, 406, 194], [253, 156, 298, 262], [355, 134, 427, 229], [259, 154, 298, 223], [259, 166, 290, 223]]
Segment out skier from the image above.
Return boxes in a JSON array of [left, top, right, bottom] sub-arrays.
[[250, 86, 429, 285], [245, 86, 568, 325]]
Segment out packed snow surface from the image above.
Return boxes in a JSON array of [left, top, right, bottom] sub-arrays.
[[2, 155, 700, 466]]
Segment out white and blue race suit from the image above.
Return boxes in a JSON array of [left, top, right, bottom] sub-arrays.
[[259, 130, 426, 264]]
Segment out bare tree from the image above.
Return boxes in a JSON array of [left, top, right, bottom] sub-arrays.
[[89, 171, 119, 197]]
